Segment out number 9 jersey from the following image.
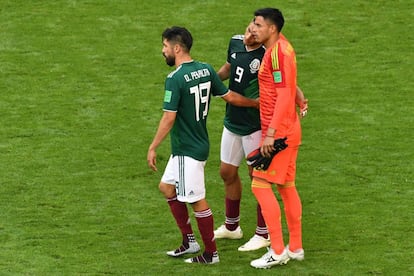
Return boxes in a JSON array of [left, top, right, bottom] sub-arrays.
[[224, 35, 265, 136], [163, 61, 229, 161]]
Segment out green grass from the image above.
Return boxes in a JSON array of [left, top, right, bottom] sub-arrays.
[[0, 0, 413, 275]]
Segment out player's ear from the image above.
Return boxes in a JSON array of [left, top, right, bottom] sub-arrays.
[[270, 24, 277, 34], [173, 43, 181, 54]]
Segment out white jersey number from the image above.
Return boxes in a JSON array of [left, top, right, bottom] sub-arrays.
[[190, 81, 211, 121], [234, 66, 244, 83]]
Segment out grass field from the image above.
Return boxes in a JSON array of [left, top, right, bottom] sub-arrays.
[[0, 1, 413, 275]]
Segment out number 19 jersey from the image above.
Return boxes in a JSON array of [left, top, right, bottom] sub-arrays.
[[163, 60, 229, 161]]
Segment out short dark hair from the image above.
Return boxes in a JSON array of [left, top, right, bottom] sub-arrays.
[[254, 8, 284, 32], [162, 26, 193, 52]]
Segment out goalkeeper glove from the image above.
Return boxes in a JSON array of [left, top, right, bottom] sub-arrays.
[[247, 137, 288, 170]]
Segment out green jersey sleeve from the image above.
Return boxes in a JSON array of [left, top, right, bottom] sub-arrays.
[[163, 74, 180, 111], [207, 64, 228, 97]]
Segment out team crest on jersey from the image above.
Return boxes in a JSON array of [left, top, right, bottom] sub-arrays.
[[249, 58, 260, 74]]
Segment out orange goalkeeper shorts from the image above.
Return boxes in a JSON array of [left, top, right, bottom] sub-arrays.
[[252, 144, 299, 185]]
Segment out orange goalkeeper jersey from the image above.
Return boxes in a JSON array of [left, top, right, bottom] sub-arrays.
[[258, 35, 301, 146]]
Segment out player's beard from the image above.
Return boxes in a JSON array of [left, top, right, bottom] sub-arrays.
[[164, 54, 175, 67]]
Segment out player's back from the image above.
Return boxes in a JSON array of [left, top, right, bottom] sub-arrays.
[[166, 61, 228, 160]]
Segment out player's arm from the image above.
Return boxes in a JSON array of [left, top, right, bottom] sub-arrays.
[[263, 47, 294, 157], [222, 90, 259, 109], [295, 86, 308, 118], [261, 87, 292, 157], [217, 62, 231, 81], [147, 111, 176, 171]]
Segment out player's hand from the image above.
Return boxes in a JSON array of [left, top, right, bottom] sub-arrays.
[[147, 148, 157, 171], [248, 137, 288, 171], [300, 98, 308, 118], [260, 136, 275, 158]]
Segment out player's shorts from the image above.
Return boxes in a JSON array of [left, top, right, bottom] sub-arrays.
[[252, 145, 299, 185], [220, 127, 261, 167], [161, 155, 206, 203]]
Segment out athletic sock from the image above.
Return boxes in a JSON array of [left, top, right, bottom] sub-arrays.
[[194, 208, 217, 254], [167, 197, 193, 244], [252, 179, 284, 255], [255, 203, 269, 239], [277, 185, 302, 251], [225, 197, 240, 231]]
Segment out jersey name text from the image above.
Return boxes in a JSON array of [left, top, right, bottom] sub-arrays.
[[184, 69, 210, 82]]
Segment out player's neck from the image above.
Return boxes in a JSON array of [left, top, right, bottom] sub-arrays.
[[175, 54, 193, 67], [246, 44, 262, 51], [264, 33, 280, 49]]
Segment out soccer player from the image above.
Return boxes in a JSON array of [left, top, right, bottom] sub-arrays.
[[213, 22, 269, 251], [248, 8, 305, 269], [214, 22, 308, 252], [147, 26, 258, 265]]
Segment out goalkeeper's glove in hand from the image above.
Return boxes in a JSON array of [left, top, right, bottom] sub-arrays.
[[247, 137, 288, 170]]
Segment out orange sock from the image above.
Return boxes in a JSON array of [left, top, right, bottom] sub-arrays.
[[251, 178, 284, 254], [277, 185, 302, 251]]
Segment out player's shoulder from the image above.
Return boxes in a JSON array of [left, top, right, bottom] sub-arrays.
[[228, 35, 245, 52], [269, 37, 295, 58], [278, 35, 295, 55], [167, 65, 182, 79], [230, 35, 244, 46], [280, 41, 295, 57], [231, 34, 244, 41], [184, 61, 217, 78], [193, 60, 214, 71]]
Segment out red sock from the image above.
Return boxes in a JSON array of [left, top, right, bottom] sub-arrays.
[[225, 197, 240, 231], [252, 179, 284, 254], [277, 186, 302, 251], [194, 208, 217, 254], [255, 203, 268, 239], [167, 197, 193, 243]]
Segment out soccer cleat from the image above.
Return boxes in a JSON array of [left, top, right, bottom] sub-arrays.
[[184, 252, 220, 264], [166, 241, 200, 257], [238, 234, 271, 251], [250, 247, 289, 269], [286, 245, 305, 261], [214, 225, 243, 239]]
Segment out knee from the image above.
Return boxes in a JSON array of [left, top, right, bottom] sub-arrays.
[[220, 166, 238, 184], [159, 182, 176, 198]]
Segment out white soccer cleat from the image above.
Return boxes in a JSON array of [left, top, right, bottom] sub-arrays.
[[213, 225, 243, 239], [250, 247, 289, 269], [286, 244, 305, 261], [184, 252, 220, 264], [166, 241, 200, 257], [238, 234, 270, 251]]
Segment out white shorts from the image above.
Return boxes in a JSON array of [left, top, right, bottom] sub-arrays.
[[220, 127, 262, 167], [161, 155, 206, 203]]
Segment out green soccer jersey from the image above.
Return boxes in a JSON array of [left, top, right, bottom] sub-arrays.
[[224, 35, 265, 135], [163, 61, 228, 161]]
